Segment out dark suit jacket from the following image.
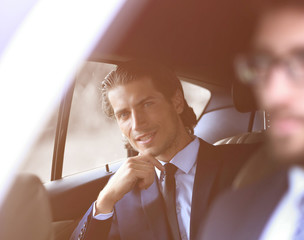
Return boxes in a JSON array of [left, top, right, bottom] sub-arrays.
[[201, 168, 288, 240], [71, 139, 258, 240]]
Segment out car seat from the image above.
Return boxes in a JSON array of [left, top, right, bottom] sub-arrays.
[[214, 81, 265, 145], [0, 173, 53, 240]]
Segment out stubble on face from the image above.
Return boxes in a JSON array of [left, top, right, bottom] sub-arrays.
[[254, 8, 304, 165], [108, 78, 192, 162]]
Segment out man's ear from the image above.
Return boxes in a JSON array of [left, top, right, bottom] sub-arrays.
[[171, 89, 184, 114]]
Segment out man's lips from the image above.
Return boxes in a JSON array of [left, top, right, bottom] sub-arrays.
[[270, 116, 304, 135], [134, 132, 156, 144]]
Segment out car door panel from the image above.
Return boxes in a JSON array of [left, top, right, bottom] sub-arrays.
[[45, 162, 122, 239]]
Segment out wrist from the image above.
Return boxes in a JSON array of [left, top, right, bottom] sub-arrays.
[[95, 189, 117, 215]]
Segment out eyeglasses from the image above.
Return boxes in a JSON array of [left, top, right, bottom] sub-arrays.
[[235, 50, 304, 86]]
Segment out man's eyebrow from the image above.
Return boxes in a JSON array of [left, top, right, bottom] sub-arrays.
[[251, 47, 272, 54], [136, 96, 156, 106], [114, 96, 157, 117], [252, 45, 304, 56]]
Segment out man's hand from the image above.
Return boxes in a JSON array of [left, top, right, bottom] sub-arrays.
[[95, 155, 164, 215]]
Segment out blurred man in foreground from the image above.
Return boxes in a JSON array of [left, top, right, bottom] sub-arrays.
[[202, 1, 304, 239], [71, 61, 256, 240]]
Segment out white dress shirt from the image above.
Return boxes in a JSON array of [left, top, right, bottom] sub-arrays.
[[94, 137, 200, 240], [259, 166, 304, 240], [155, 137, 200, 240]]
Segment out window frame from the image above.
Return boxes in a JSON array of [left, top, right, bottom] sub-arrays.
[[51, 80, 76, 181]]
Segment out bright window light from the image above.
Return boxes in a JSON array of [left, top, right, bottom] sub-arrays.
[[0, 0, 126, 208]]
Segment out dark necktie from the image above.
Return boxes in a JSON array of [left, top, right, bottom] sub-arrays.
[[164, 163, 181, 240], [293, 196, 304, 240]]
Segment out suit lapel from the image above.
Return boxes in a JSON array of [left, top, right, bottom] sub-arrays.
[[141, 174, 171, 240], [190, 139, 222, 240]]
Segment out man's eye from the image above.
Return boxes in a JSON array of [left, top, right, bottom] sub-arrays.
[[117, 112, 130, 120], [143, 102, 153, 108], [251, 54, 272, 70]]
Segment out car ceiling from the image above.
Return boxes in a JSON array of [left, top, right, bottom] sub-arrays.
[[89, 0, 269, 87]]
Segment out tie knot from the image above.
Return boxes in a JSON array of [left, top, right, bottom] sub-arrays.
[[164, 163, 177, 175]]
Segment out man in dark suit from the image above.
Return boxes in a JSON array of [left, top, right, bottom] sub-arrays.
[[71, 60, 256, 240], [202, 1, 304, 239]]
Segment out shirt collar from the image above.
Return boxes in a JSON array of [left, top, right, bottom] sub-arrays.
[[287, 166, 304, 203], [155, 137, 200, 177], [169, 137, 200, 174]]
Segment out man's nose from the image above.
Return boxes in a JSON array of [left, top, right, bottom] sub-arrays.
[[263, 67, 293, 108], [131, 110, 147, 130]]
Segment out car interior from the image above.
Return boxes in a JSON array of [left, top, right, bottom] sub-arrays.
[[4, 0, 269, 239]]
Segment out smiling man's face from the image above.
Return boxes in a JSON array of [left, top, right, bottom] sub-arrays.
[[253, 7, 304, 162], [108, 76, 191, 161]]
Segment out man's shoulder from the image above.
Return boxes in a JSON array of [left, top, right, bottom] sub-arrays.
[[222, 143, 260, 162], [202, 169, 288, 240], [196, 139, 262, 195], [201, 176, 266, 240], [215, 142, 261, 178]]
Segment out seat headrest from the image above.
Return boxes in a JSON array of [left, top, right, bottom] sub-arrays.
[[232, 82, 258, 113]]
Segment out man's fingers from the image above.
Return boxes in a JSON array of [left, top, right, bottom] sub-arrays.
[[128, 155, 165, 171], [130, 168, 154, 180], [126, 159, 153, 170], [136, 172, 155, 189], [147, 156, 165, 171], [128, 168, 154, 188]]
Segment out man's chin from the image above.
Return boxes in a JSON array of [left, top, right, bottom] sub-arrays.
[[137, 147, 158, 157]]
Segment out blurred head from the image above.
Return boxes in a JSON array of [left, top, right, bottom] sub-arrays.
[[235, 1, 304, 163], [101, 60, 196, 160]]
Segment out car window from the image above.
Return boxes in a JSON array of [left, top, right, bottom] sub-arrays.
[[62, 62, 126, 177], [181, 81, 211, 119]]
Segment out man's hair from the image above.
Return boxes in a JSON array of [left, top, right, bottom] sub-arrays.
[[258, 0, 304, 12], [101, 60, 197, 134], [252, 0, 304, 26]]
